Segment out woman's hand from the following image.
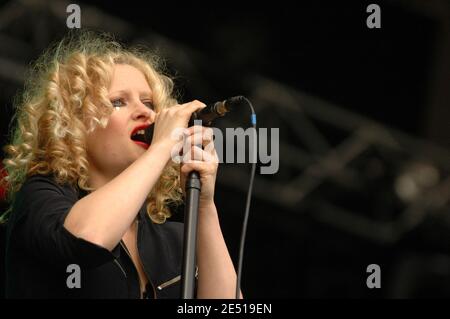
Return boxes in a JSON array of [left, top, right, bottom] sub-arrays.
[[179, 126, 219, 207], [150, 100, 206, 151]]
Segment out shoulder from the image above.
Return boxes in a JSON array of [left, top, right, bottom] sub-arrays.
[[7, 174, 79, 227], [20, 174, 75, 194], [16, 174, 80, 204]]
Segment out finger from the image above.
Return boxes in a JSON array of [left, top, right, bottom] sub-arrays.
[[204, 141, 219, 161], [170, 139, 184, 164], [180, 100, 206, 114], [183, 131, 214, 148], [183, 130, 203, 148], [184, 125, 213, 136], [181, 145, 206, 163], [180, 160, 216, 176], [185, 127, 215, 148], [190, 133, 218, 162], [181, 145, 217, 163]]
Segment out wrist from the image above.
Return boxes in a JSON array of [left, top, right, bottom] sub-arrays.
[[146, 141, 172, 162], [198, 200, 216, 212]]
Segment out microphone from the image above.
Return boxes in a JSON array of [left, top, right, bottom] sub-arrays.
[[189, 95, 244, 126], [144, 96, 245, 144]]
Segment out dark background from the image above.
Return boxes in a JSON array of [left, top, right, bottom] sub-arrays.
[[0, 0, 449, 298]]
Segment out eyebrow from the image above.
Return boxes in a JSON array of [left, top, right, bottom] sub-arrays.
[[109, 89, 153, 98], [139, 92, 152, 99]]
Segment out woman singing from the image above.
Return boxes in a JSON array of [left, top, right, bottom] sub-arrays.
[[1, 31, 241, 299]]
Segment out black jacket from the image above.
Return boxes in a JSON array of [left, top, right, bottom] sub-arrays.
[[5, 174, 187, 298]]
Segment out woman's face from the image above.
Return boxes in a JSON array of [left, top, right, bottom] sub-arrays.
[[86, 64, 156, 187]]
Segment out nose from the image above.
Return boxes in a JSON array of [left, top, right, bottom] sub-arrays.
[[132, 102, 156, 124]]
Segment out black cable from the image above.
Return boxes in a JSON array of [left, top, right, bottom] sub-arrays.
[[235, 96, 257, 299]]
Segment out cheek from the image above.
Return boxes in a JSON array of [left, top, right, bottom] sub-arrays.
[[104, 115, 128, 142], [88, 116, 128, 154], [106, 115, 125, 131]]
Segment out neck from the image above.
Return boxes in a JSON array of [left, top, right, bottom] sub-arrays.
[[87, 165, 115, 190]]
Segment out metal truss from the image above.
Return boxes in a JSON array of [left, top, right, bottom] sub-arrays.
[[217, 75, 450, 244]]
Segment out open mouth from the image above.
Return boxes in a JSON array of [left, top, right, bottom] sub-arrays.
[[130, 127, 150, 149]]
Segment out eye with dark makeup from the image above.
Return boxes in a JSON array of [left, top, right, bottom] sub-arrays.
[[111, 98, 125, 108], [142, 101, 154, 110], [110, 98, 154, 110]]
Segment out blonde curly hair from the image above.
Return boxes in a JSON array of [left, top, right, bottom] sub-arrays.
[[1, 31, 183, 224]]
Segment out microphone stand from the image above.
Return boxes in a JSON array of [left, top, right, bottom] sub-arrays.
[[181, 171, 201, 298], [180, 115, 205, 299]]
